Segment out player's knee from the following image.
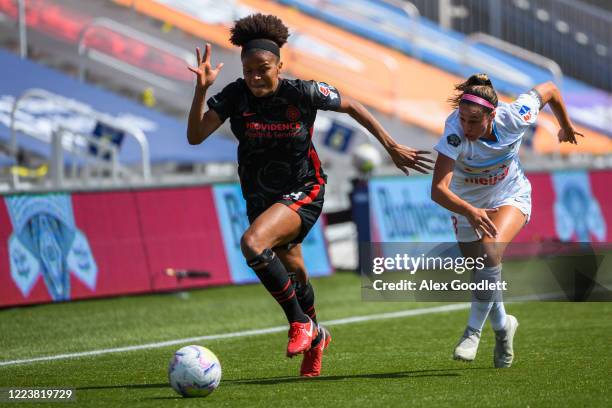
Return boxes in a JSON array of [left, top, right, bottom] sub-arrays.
[[240, 229, 265, 258]]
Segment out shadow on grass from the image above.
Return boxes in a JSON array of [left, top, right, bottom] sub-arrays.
[[77, 366, 495, 392], [221, 367, 476, 386]]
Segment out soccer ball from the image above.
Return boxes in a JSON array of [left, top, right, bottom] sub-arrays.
[[168, 345, 222, 397], [352, 143, 382, 174]]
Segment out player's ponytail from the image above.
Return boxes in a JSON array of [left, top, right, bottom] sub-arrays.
[[462, 73, 493, 88], [448, 73, 498, 112]]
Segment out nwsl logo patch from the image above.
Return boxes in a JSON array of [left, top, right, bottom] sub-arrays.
[[447, 134, 461, 147], [519, 105, 532, 121], [318, 82, 330, 97], [317, 82, 338, 100]]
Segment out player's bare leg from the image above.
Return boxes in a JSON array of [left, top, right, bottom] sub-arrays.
[[276, 244, 308, 285], [241, 203, 302, 258]]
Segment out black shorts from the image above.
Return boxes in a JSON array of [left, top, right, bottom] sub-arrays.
[[246, 183, 325, 244]]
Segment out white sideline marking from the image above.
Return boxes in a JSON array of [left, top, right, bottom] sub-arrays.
[[0, 303, 469, 368]]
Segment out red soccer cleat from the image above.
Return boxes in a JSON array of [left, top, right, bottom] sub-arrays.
[[287, 318, 318, 357], [300, 325, 332, 377]]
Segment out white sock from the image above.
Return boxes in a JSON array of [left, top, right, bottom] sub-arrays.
[[489, 301, 507, 331], [467, 265, 502, 331], [467, 300, 493, 331]]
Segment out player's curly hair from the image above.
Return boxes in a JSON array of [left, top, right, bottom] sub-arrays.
[[448, 73, 498, 112], [229, 13, 290, 48]]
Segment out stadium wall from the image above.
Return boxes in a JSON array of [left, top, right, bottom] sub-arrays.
[[0, 185, 332, 308]]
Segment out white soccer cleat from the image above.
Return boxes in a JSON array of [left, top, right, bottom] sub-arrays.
[[453, 327, 481, 362], [494, 315, 519, 368]]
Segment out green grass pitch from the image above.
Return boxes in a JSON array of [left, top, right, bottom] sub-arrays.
[[1, 270, 610, 407]]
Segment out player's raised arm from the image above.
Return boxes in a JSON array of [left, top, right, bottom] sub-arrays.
[[532, 81, 584, 145], [187, 43, 225, 145], [336, 95, 434, 175]]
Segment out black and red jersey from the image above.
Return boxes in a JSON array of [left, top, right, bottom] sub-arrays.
[[207, 78, 341, 206]]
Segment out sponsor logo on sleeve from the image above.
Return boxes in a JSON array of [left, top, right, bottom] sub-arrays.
[[446, 133, 461, 147]]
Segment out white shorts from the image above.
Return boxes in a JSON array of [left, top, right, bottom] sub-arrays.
[[451, 192, 532, 242]]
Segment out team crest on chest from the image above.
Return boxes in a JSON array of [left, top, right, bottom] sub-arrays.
[[286, 105, 300, 122]]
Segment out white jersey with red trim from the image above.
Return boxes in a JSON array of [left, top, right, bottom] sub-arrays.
[[434, 91, 541, 209]]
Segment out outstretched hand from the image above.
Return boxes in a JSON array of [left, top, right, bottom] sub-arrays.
[[187, 43, 224, 90], [387, 144, 434, 175], [557, 127, 584, 145]]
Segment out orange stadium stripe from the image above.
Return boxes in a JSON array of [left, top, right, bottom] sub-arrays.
[[113, 0, 234, 48], [114, 0, 611, 155]]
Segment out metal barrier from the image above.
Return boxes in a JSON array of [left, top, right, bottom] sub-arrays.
[[49, 126, 135, 188], [77, 17, 196, 92], [463, 32, 564, 88], [9, 89, 151, 187]]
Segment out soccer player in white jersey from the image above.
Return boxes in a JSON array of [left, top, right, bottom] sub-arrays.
[[431, 74, 583, 368]]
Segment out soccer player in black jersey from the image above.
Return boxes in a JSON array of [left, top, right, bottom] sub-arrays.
[[187, 13, 433, 377]]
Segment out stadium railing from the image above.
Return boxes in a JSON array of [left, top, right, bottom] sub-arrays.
[[76, 17, 196, 93], [9, 89, 151, 189], [462, 32, 564, 88]]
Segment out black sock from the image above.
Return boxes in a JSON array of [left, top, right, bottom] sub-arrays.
[[294, 280, 317, 323], [294, 279, 323, 346], [251, 253, 308, 324]]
